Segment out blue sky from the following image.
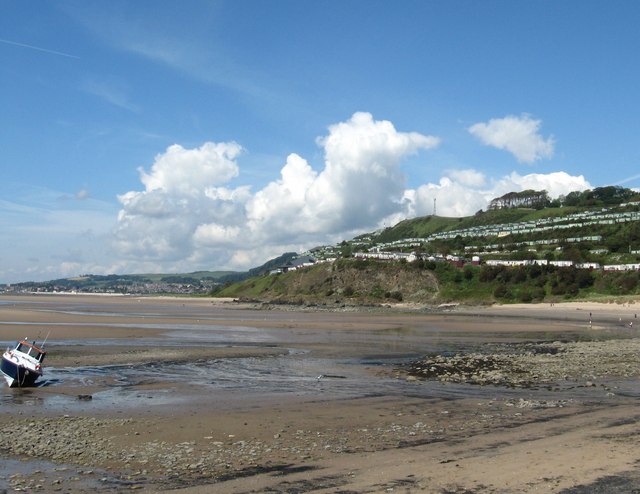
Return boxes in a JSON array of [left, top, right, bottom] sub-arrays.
[[2, 1, 640, 283]]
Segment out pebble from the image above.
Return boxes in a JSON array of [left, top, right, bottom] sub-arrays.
[[405, 339, 640, 387], [3, 338, 638, 491]]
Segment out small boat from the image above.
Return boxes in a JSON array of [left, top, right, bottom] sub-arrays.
[[1, 338, 47, 388]]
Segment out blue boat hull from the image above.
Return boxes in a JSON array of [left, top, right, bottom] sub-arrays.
[[1, 357, 41, 387]]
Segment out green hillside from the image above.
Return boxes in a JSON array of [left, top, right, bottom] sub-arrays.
[[375, 186, 640, 244], [217, 186, 640, 306], [375, 206, 581, 243], [215, 255, 640, 306]]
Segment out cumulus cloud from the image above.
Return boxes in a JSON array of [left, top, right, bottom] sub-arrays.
[[468, 114, 555, 163], [114, 112, 441, 270], [444, 169, 486, 188], [139, 142, 241, 194], [492, 171, 590, 199], [112, 112, 589, 273], [114, 142, 247, 262], [245, 112, 440, 240], [405, 170, 590, 220]]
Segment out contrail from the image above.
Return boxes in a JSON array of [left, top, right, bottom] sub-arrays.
[[613, 173, 640, 186], [0, 38, 80, 59]]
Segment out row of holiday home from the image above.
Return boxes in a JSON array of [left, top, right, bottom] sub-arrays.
[[354, 251, 419, 262], [426, 208, 640, 243], [484, 259, 640, 271], [354, 250, 471, 266], [464, 236, 602, 253], [353, 251, 640, 272], [374, 208, 639, 248], [355, 251, 573, 268]]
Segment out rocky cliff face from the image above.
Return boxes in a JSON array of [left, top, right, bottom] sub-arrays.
[[245, 259, 440, 304]]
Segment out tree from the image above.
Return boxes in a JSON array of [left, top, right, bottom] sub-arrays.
[[340, 241, 352, 258], [488, 190, 550, 210], [563, 246, 584, 264], [493, 284, 510, 299], [463, 266, 475, 280]]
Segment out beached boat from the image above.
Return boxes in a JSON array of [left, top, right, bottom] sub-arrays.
[[1, 338, 47, 388]]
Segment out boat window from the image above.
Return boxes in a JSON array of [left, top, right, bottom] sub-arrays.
[[15, 342, 43, 360]]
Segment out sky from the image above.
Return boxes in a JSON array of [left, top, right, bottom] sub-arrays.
[[2, 1, 640, 284]]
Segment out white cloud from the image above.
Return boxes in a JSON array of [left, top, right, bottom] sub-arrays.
[[139, 142, 241, 195], [245, 112, 441, 240], [111, 113, 591, 274], [193, 224, 241, 245], [113, 112, 441, 270], [410, 177, 491, 218], [64, 3, 270, 102], [113, 142, 246, 263], [492, 171, 590, 200], [468, 114, 555, 163], [404, 170, 590, 220], [445, 169, 486, 188], [81, 78, 139, 113], [109, 112, 591, 276], [4, 113, 593, 283], [75, 188, 90, 200]]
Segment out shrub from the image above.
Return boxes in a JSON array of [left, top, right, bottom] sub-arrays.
[[528, 264, 543, 279], [479, 265, 499, 282], [576, 270, 595, 288], [390, 291, 403, 302], [531, 286, 546, 301], [513, 268, 527, 283], [519, 291, 533, 303], [493, 284, 510, 299], [496, 268, 513, 283], [620, 274, 639, 294], [370, 285, 384, 299]]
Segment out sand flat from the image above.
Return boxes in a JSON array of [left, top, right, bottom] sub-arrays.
[[1, 293, 639, 493]]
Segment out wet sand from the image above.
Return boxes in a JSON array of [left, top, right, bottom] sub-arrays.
[[1, 294, 639, 493]]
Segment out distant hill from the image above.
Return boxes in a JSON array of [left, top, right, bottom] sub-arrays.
[[216, 252, 298, 284], [2, 271, 236, 295], [1, 254, 300, 295]]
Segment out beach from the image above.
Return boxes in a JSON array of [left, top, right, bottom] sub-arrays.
[[1, 294, 639, 493]]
